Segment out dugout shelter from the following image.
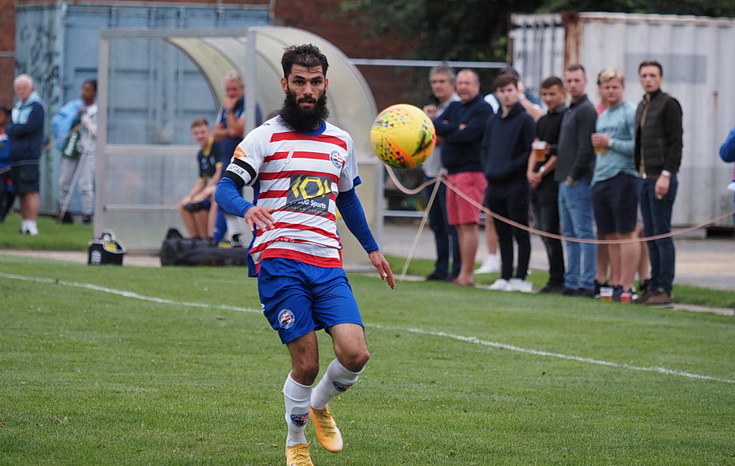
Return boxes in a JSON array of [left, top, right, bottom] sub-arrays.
[[96, 26, 382, 269]]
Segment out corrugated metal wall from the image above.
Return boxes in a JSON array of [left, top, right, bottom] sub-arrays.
[[15, 2, 269, 215], [511, 12, 735, 228]]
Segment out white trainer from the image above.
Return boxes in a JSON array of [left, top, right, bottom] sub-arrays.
[[475, 255, 499, 274], [509, 278, 533, 293], [26, 222, 39, 236], [489, 278, 510, 291]]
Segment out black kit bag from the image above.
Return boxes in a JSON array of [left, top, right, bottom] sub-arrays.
[[159, 228, 248, 267]]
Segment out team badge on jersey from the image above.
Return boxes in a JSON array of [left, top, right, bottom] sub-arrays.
[[286, 174, 332, 216], [278, 309, 295, 329], [330, 150, 345, 169]]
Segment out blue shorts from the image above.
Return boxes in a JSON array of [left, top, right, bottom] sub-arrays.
[[258, 258, 363, 344]]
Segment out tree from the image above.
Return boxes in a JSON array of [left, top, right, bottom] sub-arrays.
[[341, 0, 735, 61], [341, 0, 543, 61]]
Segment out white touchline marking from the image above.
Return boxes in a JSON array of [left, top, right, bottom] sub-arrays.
[[369, 324, 735, 384], [0, 273, 261, 314], [4, 272, 734, 384]]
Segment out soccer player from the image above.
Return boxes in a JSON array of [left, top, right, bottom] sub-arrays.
[[215, 44, 395, 466]]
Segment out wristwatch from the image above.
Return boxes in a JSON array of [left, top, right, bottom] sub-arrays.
[[539, 165, 547, 174]]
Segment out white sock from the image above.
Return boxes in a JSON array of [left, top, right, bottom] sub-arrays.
[[283, 373, 311, 447], [311, 359, 362, 410], [21, 220, 29, 231]]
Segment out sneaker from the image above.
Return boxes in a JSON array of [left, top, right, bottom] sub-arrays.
[[310, 406, 343, 453], [489, 278, 510, 291], [26, 222, 39, 236], [594, 280, 609, 299], [286, 443, 313, 466], [612, 285, 624, 302], [475, 255, 499, 274], [82, 215, 93, 225], [425, 271, 448, 281], [645, 289, 674, 307], [509, 278, 533, 293], [562, 287, 578, 296], [539, 284, 565, 294], [574, 288, 596, 298]]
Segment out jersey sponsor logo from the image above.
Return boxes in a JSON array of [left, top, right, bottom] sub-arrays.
[[290, 412, 309, 427], [332, 381, 352, 392], [278, 309, 295, 329], [233, 146, 247, 159], [329, 150, 345, 169], [286, 174, 331, 216]]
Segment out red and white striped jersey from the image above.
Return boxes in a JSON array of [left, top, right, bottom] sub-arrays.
[[224, 116, 360, 269]]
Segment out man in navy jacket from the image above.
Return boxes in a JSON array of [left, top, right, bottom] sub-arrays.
[[6, 74, 45, 236], [434, 69, 493, 286]]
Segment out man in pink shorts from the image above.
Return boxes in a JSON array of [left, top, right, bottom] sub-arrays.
[[434, 69, 493, 286]]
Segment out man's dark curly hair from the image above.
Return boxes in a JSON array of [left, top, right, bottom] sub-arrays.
[[281, 44, 329, 78]]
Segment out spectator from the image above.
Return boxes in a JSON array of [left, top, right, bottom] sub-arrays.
[[527, 76, 566, 294], [0, 106, 14, 222], [477, 67, 543, 275], [422, 64, 461, 281], [721, 126, 735, 163], [593, 69, 611, 291], [481, 74, 535, 292], [434, 69, 494, 286], [633, 60, 683, 306], [718, 126, 735, 226], [555, 64, 597, 297], [484, 66, 544, 121], [590, 68, 639, 301], [178, 118, 225, 238], [53, 79, 98, 224], [6, 74, 45, 236], [213, 70, 263, 244]]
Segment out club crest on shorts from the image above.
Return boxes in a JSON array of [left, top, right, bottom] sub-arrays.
[[290, 412, 309, 427], [330, 150, 345, 169], [278, 309, 295, 329]]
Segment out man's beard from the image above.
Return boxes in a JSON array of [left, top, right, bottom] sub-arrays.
[[279, 89, 329, 132]]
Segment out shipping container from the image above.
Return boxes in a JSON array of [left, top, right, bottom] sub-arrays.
[[510, 12, 735, 230]]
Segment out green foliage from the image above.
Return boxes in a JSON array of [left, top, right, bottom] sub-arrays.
[[2, 256, 735, 464], [341, 0, 542, 61], [537, 0, 735, 16], [340, 0, 735, 62]]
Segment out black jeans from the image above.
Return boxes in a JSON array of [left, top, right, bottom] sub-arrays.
[[424, 176, 460, 278], [485, 179, 531, 281], [530, 177, 565, 287]]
